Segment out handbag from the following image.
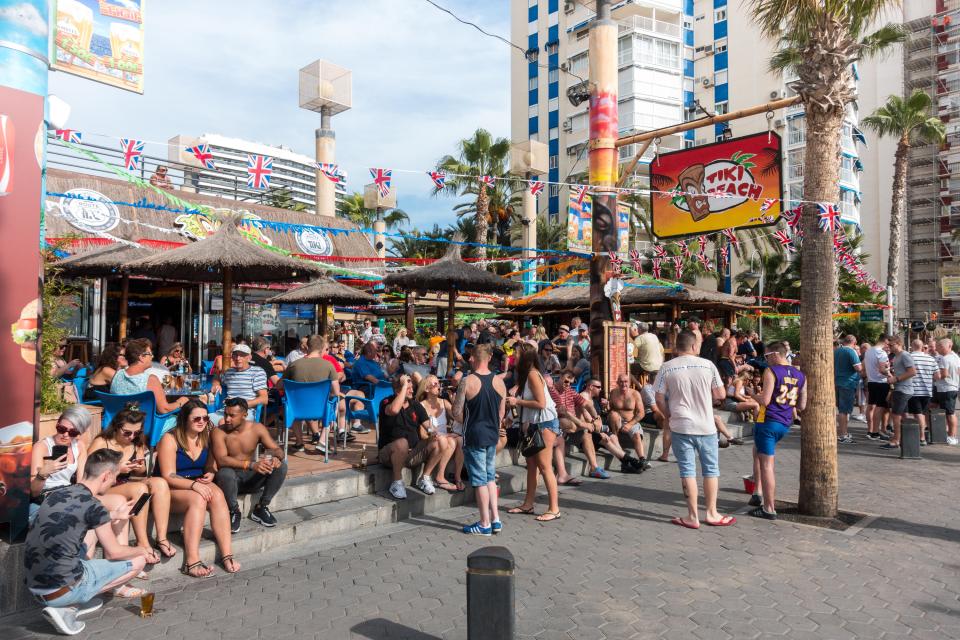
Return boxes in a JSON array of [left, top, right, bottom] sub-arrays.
[[518, 423, 546, 458]]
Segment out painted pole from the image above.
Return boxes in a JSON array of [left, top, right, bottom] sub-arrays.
[[315, 106, 336, 217], [522, 172, 537, 296], [588, 0, 619, 380]]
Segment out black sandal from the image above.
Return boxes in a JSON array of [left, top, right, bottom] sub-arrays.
[[180, 560, 212, 578], [157, 539, 177, 558], [221, 555, 240, 573]]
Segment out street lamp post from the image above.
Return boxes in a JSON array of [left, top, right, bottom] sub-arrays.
[[299, 60, 352, 217], [510, 140, 548, 296]]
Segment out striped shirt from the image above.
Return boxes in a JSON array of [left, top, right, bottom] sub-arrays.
[[910, 351, 938, 398], [221, 366, 268, 401], [549, 385, 586, 416]]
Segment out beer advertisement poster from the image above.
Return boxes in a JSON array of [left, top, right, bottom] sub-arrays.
[[650, 132, 783, 239], [53, 0, 146, 93]]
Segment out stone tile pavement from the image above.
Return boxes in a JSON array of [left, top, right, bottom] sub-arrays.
[[3, 425, 959, 639]]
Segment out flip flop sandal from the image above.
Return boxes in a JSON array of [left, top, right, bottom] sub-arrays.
[[705, 516, 737, 527], [179, 560, 213, 578], [436, 481, 458, 492], [560, 478, 583, 486], [113, 584, 148, 598], [671, 517, 701, 530], [507, 505, 535, 515], [221, 555, 241, 573], [135, 570, 149, 580], [156, 539, 177, 558], [535, 511, 562, 522]]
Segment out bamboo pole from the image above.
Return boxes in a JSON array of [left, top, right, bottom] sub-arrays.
[[119, 275, 129, 341], [405, 293, 415, 336], [320, 303, 329, 337], [222, 267, 233, 357], [447, 291, 457, 371], [615, 139, 653, 189]]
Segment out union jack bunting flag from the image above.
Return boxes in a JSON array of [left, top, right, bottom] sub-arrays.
[[317, 163, 345, 184], [120, 138, 144, 172], [759, 198, 777, 213], [427, 171, 446, 190], [787, 205, 803, 229], [672, 255, 684, 279], [652, 258, 662, 279], [186, 144, 216, 170], [652, 243, 667, 258], [575, 184, 588, 205], [720, 245, 730, 270], [608, 252, 623, 277], [680, 241, 692, 259], [817, 203, 842, 233], [697, 252, 713, 271], [697, 235, 708, 253], [54, 129, 82, 144], [721, 228, 739, 248], [370, 168, 392, 197], [629, 249, 643, 274], [529, 180, 545, 197], [478, 175, 496, 187], [247, 154, 273, 190], [774, 229, 796, 252]]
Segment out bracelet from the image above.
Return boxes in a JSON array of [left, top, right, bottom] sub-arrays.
[[190, 480, 197, 490]]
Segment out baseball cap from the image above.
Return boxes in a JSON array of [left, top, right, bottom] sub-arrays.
[[231, 344, 252, 355]]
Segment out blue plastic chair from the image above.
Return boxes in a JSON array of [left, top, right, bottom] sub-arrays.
[[201, 360, 214, 375], [281, 380, 339, 461], [72, 375, 100, 406], [345, 381, 393, 446], [575, 369, 592, 392], [93, 390, 180, 450]]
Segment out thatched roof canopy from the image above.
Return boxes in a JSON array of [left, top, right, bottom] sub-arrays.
[[124, 215, 323, 283], [55, 242, 156, 279], [382, 242, 519, 295], [266, 277, 375, 306], [498, 279, 755, 312]]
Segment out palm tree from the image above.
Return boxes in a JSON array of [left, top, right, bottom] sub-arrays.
[[338, 192, 409, 229], [387, 224, 452, 260], [266, 187, 308, 212], [862, 90, 946, 317], [435, 129, 512, 261], [749, 0, 904, 517]]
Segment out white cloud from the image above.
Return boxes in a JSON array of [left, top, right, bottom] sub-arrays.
[[0, 2, 47, 36], [49, 0, 514, 229]]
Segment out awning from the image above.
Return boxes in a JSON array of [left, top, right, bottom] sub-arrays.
[[852, 126, 867, 145]]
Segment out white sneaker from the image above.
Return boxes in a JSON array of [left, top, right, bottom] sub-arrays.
[[76, 598, 103, 617], [947, 436, 959, 446], [417, 475, 436, 495], [42, 606, 85, 635], [851, 414, 866, 422], [389, 480, 407, 500]]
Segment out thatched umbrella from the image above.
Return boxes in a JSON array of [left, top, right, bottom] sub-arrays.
[[266, 277, 375, 335], [55, 242, 157, 340], [125, 215, 323, 355], [382, 240, 519, 365]]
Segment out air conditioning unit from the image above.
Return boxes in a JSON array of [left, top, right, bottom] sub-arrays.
[[774, 118, 785, 129], [562, 119, 573, 132], [770, 89, 786, 100], [560, 61, 569, 71], [702, 77, 713, 87], [564, 0, 575, 13]]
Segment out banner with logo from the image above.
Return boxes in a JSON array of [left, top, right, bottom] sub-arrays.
[[53, 0, 146, 93], [650, 132, 782, 239], [566, 192, 631, 254], [0, 85, 45, 540]]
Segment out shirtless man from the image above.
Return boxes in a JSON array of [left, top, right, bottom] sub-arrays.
[[608, 373, 651, 471], [212, 398, 287, 532], [687, 318, 703, 355]]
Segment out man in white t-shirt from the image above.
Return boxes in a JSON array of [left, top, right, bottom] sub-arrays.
[[934, 338, 960, 445], [655, 331, 733, 529], [862, 335, 891, 440]]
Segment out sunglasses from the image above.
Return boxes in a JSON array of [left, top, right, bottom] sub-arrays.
[[143, 352, 153, 358], [56, 424, 81, 438], [190, 415, 210, 424], [120, 427, 142, 439]]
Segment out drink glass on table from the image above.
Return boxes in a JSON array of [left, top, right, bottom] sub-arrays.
[[190, 375, 200, 392], [140, 592, 155, 617]]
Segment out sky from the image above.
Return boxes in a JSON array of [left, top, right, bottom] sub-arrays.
[[48, 0, 513, 229]]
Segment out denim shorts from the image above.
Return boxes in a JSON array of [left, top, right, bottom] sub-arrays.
[[463, 445, 496, 487], [671, 432, 720, 479], [754, 420, 791, 456], [40, 559, 133, 608], [835, 387, 856, 415], [533, 418, 561, 436]]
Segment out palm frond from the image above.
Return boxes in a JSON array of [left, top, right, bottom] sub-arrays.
[[857, 23, 907, 60]]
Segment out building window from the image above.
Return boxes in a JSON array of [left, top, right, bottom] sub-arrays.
[[529, 104, 538, 118], [576, 29, 588, 40], [715, 38, 727, 53], [695, 14, 705, 22], [548, 68, 559, 83], [684, 46, 694, 60], [683, 18, 693, 30], [549, 155, 558, 169], [549, 126, 559, 140], [715, 101, 728, 115], [684, 139, 696, 149], [788, 117, 807, 145], [683, 78, 694, 92], [569, 52, 588, 76], [570, 112, 588, 132], [787, 148, 804, 180], [528, 0, 537, 7], [549, 184, 560, 197], [528, 77, 537, 91], [715, 8, 727, 22], [548, 97, 559, 111], [530, 132, 540, 142], [714, 69, 728, 85], [545, 41, 559, 55]]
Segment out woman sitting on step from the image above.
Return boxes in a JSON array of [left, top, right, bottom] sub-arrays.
[[156, 399, 240, 578]]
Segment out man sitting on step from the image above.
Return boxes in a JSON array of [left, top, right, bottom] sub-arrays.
[[608, 373, 651, 471], [212, 397, 287, 533], [549, 369, 609, 480], [580, 377, 644, 473], [379, 374, 444, 500]]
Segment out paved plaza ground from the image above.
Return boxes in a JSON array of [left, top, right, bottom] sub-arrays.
[[3, 425, 959, 639]]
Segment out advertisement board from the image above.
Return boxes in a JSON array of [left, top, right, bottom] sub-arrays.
[[650, 132, 783, 239], [0, 85, 45, 540], [942, 275, 960, 299], [566, 193, 630, 254], [53, 0, 146, 93], [602, 321, 629, 394]]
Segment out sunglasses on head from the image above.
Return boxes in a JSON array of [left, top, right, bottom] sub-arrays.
[[120, 426, 142, 439], [56, 424, 81, 438]]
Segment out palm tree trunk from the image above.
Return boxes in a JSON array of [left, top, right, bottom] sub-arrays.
[[475, 183, 489, 262], [797, 107, 844, 518], [886, 137, 909, 319]]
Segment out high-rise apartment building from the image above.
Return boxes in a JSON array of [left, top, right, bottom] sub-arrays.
[[903, 0, 960, 322], [168, 133, 347, 214]]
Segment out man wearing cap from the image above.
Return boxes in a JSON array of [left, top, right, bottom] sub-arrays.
[[553, 325, 572, 369], [211, 344, 269, 424], [635, 322, 664, 375]]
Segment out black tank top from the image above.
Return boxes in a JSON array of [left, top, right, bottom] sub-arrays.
[[464, 372, 502, 448]]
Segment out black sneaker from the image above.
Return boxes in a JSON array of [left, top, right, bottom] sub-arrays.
[[311, 432, 321, 445], [288, 442, 305, 452], [250, 504, 277, 527], [878, 432, 891, 441], [748, 506, 777, 520], [632, 457, 651, 472], [866, 432, 880, 440], [620, 457, 638, 474], [748, 494, 762, 507], [230, 510, 241, 533]]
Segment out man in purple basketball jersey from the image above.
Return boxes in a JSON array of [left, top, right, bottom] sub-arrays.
[[749, 341, 806, 520]]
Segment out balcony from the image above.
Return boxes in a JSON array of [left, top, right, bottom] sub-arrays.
[[618, 15, 681, 40]]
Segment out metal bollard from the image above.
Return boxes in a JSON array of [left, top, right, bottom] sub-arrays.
[[929, 409, 948, 444], [900, 418, 922, 460], [467, 546, 515, 640]]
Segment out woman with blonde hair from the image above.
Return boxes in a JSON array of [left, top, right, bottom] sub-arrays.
[[533, 325, 548, 342], [160, 342, 191, 373], [393, 327, 415, 356], [156, 399, 238, 577], [416, 375, 463, 491], [89, 405, 175, 558]]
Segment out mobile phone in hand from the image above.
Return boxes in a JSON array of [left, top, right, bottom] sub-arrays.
[[129, 493, 152, 517], [45, 444, 69, 460]]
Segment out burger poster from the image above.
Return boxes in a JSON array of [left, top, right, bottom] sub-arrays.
[[0, 84, 44, 540], [650, 133, 783, 239]]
